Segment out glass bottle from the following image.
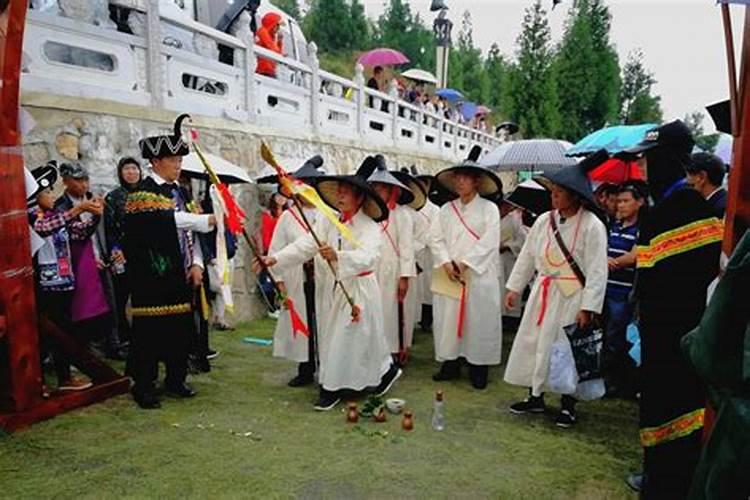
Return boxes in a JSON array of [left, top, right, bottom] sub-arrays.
[[431, 390, 445, 431]]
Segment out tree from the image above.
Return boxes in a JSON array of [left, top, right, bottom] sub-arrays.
[[449, 11, 490, 104], [619, 49, 663, 125], [503, 1, 561, 138], [484, 43, 509, 115], [274, 0, 301, 19], [302, 0, 371, 54], [684, 111, 721, 153], [554, 0, 620, 142], [374, 0, 434, 70]]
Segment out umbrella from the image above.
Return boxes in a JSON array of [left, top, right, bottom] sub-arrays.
[[715, 134, 733, 165], [460, 102, 477, 122], [436, 88, 464, 102], [181, 152, 253, 184], [566, 124, 658, 157], [588, 158, 644, 184], [506, 179, 551, 216], [706, 100, 731, 135], [480, 139, 576, 173], [357, 48, 410, 67], [401, 68, 438, 85], [476, 105, 491, 116]]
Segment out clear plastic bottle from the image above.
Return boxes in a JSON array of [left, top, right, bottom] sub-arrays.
[[431, 390, 445, 431]]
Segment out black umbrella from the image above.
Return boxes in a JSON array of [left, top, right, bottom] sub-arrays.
[[706, 100, 732, 135], [506, 179, 551, 216]]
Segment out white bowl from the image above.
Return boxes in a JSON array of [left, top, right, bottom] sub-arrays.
[[385, 398, 406, 414]]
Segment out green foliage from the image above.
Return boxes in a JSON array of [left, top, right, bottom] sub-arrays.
[[274, 0, 301, 19], [302, 0, 371, 54], [619, 49, 663, 125], [449, 11, 490, 104], [554, 0, 621, 141], [503, 1, 561, 138], [374, 0, 435, 70]]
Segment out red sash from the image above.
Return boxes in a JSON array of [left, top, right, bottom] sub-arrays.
[[450, 202, 480, 241], [288, 207, 309, 233], [381, 222, 400, 257], [449, 202, 479, 339]]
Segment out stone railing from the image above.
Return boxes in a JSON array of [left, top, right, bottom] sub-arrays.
[[21, 2, 501, 161]]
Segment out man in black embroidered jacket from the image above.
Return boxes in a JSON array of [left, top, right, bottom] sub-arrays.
[[626, 120, 724, 497], [125, 115, 216, 409]]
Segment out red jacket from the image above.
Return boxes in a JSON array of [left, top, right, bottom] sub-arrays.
[[255, 13, 283, 77]]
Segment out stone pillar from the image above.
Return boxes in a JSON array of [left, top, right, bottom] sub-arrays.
[[354, 63, 366, 137], [389, 78, 399, 144], [309, 42, 321, 136], [145, 0, 165, 108], [244, 35, 258, 123]]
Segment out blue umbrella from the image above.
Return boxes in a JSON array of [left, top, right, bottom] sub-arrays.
[[566, 124, 658, 157], [436, 88, 464, 102], [460, 102, 477, 122]]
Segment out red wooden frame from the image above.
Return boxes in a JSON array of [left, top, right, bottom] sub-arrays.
[[0, 0, 129, 432]]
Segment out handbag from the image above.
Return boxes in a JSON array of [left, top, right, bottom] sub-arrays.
[[563, 322, 604, 382]]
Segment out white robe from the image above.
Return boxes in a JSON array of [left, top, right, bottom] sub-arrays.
[[428, 195, 503, 366], [503, 209, 608, 396], [376, 205, 416, 352], [415, 201, 440, 309], [272, 209, 391, 391], [499, 210, 526, 318], [268, 207, 326, 363]]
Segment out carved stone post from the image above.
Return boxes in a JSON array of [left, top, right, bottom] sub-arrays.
[[245, 35, 257, 123], [309, 42, 321, 136], [145, 0, 165, 108], [389, 78, 399, 144], [354, 63, 366, 137]]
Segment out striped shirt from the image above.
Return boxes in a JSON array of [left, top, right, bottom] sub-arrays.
[[607, 220, 639, 297]]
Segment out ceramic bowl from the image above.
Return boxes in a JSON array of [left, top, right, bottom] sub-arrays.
[[385, 398, 406, 414]]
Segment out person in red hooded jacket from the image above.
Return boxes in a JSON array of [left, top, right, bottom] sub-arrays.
[[255, 12, 284, 78]]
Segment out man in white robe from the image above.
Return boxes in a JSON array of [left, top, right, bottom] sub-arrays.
[[264, 158, 327, 387], [367, 158, 417, 363], [258, 159, 401, 411], [413, 172, 441, 332], [503, 156, 609, 428], [499, 202, 526, 321], [428, 161, 504, 389]]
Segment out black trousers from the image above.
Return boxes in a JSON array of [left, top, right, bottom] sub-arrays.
[[129, 313, 192, 397], [298, 265, 317, 377], [37, 290, 75, 382], [112, 272, 131, 343]]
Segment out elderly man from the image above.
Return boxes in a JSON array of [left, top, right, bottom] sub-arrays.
[[125, 115, 216, 409]]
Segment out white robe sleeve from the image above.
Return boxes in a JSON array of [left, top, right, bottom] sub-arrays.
[[268, 211, 292, 284], [460, 203, 500, 274], [397, 208, 416, 278], [428, 209, 451, 268], [579, 214, 609, 314], [337, 219, 381, 280], [411, 209, 428, 254], [506, 213, 544, 294], [175, 212, 212, 233], [272, 218, 320, 274]]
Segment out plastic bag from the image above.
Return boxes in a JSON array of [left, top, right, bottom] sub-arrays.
[[626, 322, 641, 367], [547, 338, 578, 394], [575, 378, 606, 401], [564, 322, 604, 382]]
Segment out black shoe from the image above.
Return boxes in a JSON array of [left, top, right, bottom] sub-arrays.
[[374, 365, 403, 397], [165, 383, 196, 398], [555, 408, 577, 428], [314, 390, 341, 411], [287, 374, 314, 387], [206, 349, 219, 360], [509, 396, 546, 415], [625, 472, 643, 492], [468, 365, 489, 390], [188, 355, 211, 374], [432, 360, 460, 381], [133, 392, 161, 410]]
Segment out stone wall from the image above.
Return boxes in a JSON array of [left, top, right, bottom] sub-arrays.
[[21, 92, 515, 324]]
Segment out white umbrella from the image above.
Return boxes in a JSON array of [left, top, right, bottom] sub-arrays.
[[401, 68, 439, 85], [181, 152, 253, 184]]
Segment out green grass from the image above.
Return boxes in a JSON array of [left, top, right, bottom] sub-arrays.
[[0, 320, 640, 499]]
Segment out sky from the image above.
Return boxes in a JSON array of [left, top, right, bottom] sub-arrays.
[[361, 0, 745, 132]]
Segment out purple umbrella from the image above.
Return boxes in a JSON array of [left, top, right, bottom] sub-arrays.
[[357, 48, 410, 67], [476, 105, 492, 116]]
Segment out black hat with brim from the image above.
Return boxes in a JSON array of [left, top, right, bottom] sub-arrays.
[[435, 161, 503, 197], [366, 155, 415, 206], [257, 155, 325, 184], [139, 114, 191, 160], [29, 161, 59, 203], [393, 169, 427, 210], [315, 157, 389, 223], [625, 119, 695, 156], [533, 149, 609, 211]]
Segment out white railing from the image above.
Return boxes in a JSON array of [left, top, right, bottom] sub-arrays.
[[21, 2, 502, 161]]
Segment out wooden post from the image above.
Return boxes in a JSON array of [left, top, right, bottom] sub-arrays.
[[0, 0, 42, 414], [723, 5, 750, 255]]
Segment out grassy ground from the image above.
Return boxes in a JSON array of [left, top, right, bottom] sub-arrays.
[[0, 320, 640, 499]]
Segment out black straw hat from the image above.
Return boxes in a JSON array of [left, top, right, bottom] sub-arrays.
[[139, 114, 191, 160], [394, 168, 427, 210], [257, 155, 325, 184], [315, 156, 389, 223], [366, 155, 415, 206], [533, 149, 609, 210]]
